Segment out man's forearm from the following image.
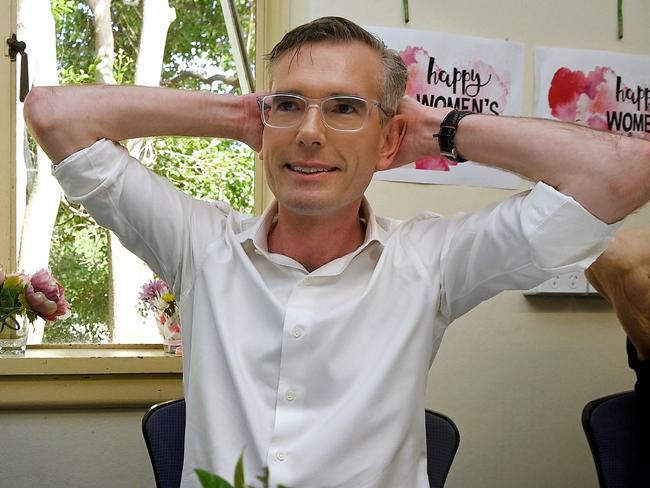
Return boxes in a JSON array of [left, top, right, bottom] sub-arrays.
[[23, 85, 257, 164], [408, 105, 650, 223], [457, 114, 650, 223]]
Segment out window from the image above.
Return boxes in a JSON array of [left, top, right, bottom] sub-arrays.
[[12, 0, 258, 345]]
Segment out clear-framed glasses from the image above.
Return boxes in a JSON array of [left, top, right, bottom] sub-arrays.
[[257, 93, 394, 132]]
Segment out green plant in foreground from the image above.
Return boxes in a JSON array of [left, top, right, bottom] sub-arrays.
[[195, 453, 291, 488]]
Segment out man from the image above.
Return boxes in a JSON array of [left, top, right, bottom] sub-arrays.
[[24, 16, 650, 488], [586, 228, 650, 486]]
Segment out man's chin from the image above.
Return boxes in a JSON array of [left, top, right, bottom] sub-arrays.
[[281, 200, 336, 217], [277, 194, 352, 217]]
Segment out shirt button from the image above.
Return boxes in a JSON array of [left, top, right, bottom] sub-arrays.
[[276, 451, 286, 461], [291, 326, 303, 338], [253, 249, 263, 255], [303, 277, 312, 285], [285, 390, 296, 402]]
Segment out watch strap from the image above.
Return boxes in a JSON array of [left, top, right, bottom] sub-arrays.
[[434, 110, 474, 163]]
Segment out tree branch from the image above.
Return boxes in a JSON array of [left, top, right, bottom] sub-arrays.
[[164, 69, 240, 89]]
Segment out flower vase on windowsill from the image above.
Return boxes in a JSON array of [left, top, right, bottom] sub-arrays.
[[0, 312, 30, 355], [155, 308, 182, 354], [139, 278, 182, 355], [0, 268, 71, 356]]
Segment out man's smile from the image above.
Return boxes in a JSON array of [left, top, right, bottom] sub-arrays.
[[285, 161, 340, 175]]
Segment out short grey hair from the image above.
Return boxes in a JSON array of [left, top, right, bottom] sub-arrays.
[[265, 16, 407, 119]]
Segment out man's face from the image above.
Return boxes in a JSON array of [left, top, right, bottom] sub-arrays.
[[261, 41, 394, 217]]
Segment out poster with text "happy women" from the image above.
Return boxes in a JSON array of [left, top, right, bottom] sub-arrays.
[[368, 26, 524, 189], [535, 47, 650, 141]]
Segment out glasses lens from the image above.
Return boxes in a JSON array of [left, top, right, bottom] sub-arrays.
[[322, 97, 369, 130], [260, 95, 372, 130], [262, 95, 306, 128]]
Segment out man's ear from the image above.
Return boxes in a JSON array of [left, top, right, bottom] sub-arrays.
[[376, 115, 407, 171]]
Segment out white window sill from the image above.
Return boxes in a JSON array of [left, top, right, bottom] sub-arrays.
[[0, 345, 183, 409]]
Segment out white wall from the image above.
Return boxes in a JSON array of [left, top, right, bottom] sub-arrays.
[[0, 408, 154, 488], [280, 0, 650, 487]]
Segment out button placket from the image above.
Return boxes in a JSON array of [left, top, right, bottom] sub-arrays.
[[267, 278, 317, 475]]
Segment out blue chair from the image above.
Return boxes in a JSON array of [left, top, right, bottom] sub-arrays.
[[425, 409, 460, 488], [142, 399, 185, 488], [582, 390, 638, 488], [143, 400, 460, 488]]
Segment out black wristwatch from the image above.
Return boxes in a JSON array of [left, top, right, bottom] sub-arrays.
[[434, 110, 474, 162]]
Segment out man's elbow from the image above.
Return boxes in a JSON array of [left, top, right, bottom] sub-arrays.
[[23, 86, 57, 140], [23, 86, 82, 164]]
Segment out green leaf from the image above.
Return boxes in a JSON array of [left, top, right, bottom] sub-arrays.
[[195, 468, 234, 488], [234, 451, 245, 488]]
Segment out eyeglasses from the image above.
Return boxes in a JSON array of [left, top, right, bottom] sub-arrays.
[[257, 93, 394, 132]]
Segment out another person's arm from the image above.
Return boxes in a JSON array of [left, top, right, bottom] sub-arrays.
[[393, 97, 650, 224], [585, 228, 650, 361], [586, 228, 650, 410], [23, 85, 263, 164], [586, 229, 650, 488]]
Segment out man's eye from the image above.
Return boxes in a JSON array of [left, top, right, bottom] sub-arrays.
[[275, 100, 301, 112], [332, 102, 356, 114]]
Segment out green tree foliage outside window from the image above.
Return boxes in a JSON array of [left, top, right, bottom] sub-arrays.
[[44, 0, 256, 343]]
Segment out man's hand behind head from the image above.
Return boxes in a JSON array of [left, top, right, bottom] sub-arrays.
[[385, 96, 451, 171], [241, 92, 265, 153]]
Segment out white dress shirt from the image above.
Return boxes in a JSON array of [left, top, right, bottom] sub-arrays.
[[54, 139, 618, 488]]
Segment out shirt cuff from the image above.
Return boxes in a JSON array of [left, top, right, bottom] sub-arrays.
[[51, 139, 129, 203], [520, 182, 622, 272]]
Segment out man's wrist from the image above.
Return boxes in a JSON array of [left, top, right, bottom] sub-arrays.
[[415, 107, 453, 160], [434, 110, 475, 162]]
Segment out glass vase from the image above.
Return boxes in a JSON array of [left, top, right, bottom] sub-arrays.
[[155, 310, 182, 355], [0, 313, 29, 356]]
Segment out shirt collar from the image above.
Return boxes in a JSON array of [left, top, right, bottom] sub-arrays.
[[235, 198, 389, 254]]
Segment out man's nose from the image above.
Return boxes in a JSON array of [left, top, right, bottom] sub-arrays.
[[296, 105, 326, 147]]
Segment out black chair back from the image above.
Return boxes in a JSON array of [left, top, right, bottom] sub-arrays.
[[582, 390, 637, 488], [143, 400, 460, 488], [425, 409, 460, 488], [142, 398, 185, 488]]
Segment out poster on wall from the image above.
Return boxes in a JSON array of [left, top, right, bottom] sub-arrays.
[[535, 47, 650, 141], [368, 26, 524, 189]]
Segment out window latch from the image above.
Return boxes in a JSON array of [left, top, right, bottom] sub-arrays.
[[7, 33, 29, 102]]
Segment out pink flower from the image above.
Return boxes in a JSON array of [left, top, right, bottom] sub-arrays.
[[139, 279, 171, 311], [25, 269, 71, 322]]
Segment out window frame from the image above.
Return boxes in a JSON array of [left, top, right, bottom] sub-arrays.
[[0, 0, 290, 408], [1, 0, 17, 271]]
